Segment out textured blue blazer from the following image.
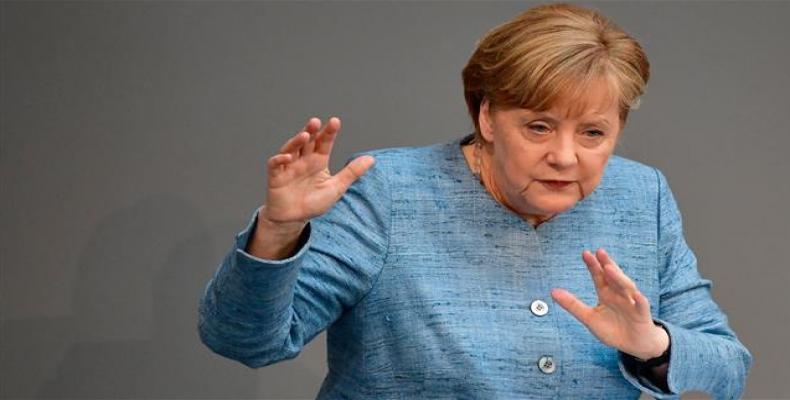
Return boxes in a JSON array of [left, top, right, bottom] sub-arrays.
[[199, 133, 753, 399]]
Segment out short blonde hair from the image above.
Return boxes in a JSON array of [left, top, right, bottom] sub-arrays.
[[462, 3, 650, 140]]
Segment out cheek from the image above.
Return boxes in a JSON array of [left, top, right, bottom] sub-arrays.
[[499, 152, 539, 188]]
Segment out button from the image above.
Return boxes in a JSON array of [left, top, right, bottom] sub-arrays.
[[530, 299, 549, 316], [538, 355, 556, 374]]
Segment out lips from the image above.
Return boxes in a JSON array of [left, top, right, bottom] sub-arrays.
[[539, 180, 573, 190]]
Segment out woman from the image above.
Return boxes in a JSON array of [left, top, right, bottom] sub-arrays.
[[198, 3, 752, 399]]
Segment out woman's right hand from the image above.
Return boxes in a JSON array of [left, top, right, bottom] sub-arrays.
[[260, 116, 375, 230]]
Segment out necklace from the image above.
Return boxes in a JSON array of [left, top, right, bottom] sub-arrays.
[[472, 139, 483, 184], [470, 139, 551, 227]]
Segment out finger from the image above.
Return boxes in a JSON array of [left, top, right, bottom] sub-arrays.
[[315, 117, 341, 155], [303, 117, 321, 134], [602, 262, 635, 298], [301, 117, 323, 157], [279, 130, 309, 157], [597, 248, 637, 295], [582, 249, 606, 293], [278, 117, 320, 157], [266, 153, 293, 178], [633, 291, 652, 317], [332, 155, 375, 194], [551, 288, 593, 325]]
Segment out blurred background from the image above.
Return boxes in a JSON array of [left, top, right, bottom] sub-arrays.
[[2, 1, 788, 399]]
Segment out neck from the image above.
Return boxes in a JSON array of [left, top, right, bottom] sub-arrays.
[[462, 142, 553, 227]]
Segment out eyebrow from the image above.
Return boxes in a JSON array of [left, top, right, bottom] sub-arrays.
[[529, 114, 612, 128]]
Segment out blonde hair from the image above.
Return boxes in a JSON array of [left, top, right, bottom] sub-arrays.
[[462, 3, 650, 141]]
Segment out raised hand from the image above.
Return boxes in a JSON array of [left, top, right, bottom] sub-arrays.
[[245, 117, 375, 260], [550, 248, 670, 360], [261, 116, 375, 226]]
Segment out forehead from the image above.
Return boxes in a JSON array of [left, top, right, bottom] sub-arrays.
[[543, 77, 620, 121], [495, 75, 623, 125]]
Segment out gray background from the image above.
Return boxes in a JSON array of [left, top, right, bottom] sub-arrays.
[[1, 1, 788, 399]]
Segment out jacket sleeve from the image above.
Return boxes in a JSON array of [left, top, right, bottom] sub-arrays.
[[617, 168, 754, 399], [197, 152, 391, 368]]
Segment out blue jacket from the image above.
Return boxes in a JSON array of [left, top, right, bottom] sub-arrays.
[[199, 134, 753, 399]]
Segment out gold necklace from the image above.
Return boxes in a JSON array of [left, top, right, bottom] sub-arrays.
[[471, 139, 550, 226], [472, 139, 483, 184]]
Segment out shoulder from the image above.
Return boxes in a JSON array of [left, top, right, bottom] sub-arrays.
[[602, 154, 660, 186], [349, 139, 457, 183], [594, 154, 664, 209], [352, 140, 449, 166]]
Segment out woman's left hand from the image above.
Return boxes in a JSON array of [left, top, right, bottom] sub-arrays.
[[550, 248, 669, 360]]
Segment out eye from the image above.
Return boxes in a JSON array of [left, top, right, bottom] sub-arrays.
[[528, 124, 551, 134], [584, 129, 605, 137]]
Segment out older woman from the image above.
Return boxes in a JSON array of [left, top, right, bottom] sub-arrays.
[[198, 3, 752, 399]]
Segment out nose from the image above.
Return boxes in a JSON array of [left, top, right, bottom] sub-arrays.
[[545, 134, 578, 169]]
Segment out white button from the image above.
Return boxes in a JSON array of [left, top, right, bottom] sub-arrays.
[[530, 299, 549, 316], [538, 355, 556, 374]]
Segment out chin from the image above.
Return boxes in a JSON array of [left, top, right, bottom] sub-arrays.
[[527, 197, 580, 215]]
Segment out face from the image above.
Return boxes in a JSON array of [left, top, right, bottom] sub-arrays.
[[477, 80, 622, 221]]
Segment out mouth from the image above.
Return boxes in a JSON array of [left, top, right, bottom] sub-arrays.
[[538, 180, 573, 190]]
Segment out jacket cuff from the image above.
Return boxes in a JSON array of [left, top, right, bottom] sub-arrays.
[[618, 318, 679, 399], [233, 205, 314, 272]]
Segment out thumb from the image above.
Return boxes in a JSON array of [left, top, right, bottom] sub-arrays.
[[551, 288, 593, 325], [333, 155, 375, 194]]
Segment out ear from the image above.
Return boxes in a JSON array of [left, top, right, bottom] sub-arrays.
[[478, 97, 495, 143]]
